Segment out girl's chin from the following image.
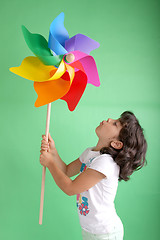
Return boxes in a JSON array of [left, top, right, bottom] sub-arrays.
[[95, 126, 99, 132], [95, 127, 100, 136]]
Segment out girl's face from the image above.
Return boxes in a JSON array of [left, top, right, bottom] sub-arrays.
[[95, 118, 123, 144]]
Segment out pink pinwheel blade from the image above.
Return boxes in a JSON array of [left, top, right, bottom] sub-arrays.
[[64, 51, 100, 87]]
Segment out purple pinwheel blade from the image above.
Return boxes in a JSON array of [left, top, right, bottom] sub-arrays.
[[65, 34, 100, 55]]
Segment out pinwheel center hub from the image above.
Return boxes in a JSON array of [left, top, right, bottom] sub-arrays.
[[64, 53, 75, 63]]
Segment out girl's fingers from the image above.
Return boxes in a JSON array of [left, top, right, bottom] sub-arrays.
[[42, 134, 53, 143], [41, 140, 50, 147], [41, 135, 50, 151], [41, 142, 49, 147], [41, 146, 49, 151], [40, 147, 49, 153], [42, 135, 48, 140], [41, 140, 49, 147], [40, 150, 46, 153], [41, 139, 48, 143], [41, 147, 49, 151], [42, 145, 48, 149], [40, 149, 46, 153]]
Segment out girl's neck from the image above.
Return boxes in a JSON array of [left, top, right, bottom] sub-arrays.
[[93, 140, 109, 151]]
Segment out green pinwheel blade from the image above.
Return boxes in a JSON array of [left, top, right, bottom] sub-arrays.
[[21, 25, 63, 67]]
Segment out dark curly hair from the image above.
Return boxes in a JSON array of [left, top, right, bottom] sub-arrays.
[[100, 111, 147, 182]]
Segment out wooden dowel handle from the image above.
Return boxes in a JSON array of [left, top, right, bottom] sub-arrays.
[[39, 103, 51, 225]]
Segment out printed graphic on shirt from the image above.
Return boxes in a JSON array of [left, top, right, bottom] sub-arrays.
[[80, 163, 87, 173], [77, 195, 89, 216], [76, 157, 96, 216], [80, 157, 95, 172]]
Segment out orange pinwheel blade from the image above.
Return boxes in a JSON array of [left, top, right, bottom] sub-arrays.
[[34, 71, 71, 107]]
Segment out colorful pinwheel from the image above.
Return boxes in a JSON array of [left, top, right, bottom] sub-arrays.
[[9, 12, 100, 224], [10, 12, 100, 111]]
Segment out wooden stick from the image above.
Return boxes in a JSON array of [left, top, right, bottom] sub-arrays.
[[39, 103, 51, 225]]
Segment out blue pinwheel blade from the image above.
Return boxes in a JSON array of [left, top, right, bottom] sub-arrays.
[[48, 12, 69, 55]]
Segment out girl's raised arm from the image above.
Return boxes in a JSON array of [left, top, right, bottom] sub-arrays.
[[66, 158, 82, 177], [47, 161, 106, 196]]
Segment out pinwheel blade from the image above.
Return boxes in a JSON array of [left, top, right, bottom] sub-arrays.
[[49, 59, 66, 80], [48, 12, 69, 55], [65, 64, 75, 84], [61, 70, 87, 111], [64, 51, 100, 87], [9, 56, 56, 82], [65, 34, 100, 55], [34, 71, 72, 107], [22, 25, 63, 67]]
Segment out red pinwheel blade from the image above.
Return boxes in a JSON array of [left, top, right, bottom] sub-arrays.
[[61, 70, 87, 111], [69, 60, 85, 72]]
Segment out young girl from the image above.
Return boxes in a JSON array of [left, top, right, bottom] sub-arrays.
[[40, 111, 147, 240]]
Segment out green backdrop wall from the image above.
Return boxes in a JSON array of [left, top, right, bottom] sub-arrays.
[[1, 0, 159, 239]]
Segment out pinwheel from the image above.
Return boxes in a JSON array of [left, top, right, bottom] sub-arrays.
[[9, 12, 100, 224]]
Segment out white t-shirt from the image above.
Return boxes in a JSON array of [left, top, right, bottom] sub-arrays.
[[76, 147, 123, 234]]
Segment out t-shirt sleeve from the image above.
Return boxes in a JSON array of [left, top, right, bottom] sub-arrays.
[[79, 148, 89, 163], [88, 154, 115, 179]]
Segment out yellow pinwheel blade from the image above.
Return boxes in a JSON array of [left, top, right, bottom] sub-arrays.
[[49, 59, 66, 80], [9, 56, 77, 108], [9, 56, 56, 82], [65, 63, 75, 85]]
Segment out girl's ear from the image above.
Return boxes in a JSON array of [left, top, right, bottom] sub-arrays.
[[110, 140, 123, 150]]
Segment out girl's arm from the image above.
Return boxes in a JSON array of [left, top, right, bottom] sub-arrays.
[[41, 133, 82, 177], [47, 161, 105, 196], [40, 133, 104, 194], [51, 154, 82, 177], [66, 158, 82, 177]]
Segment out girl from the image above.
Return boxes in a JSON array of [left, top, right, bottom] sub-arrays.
[[40, 111, 147, 240]]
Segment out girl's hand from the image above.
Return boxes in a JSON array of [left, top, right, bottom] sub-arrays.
[[40, 132, 56, 154], [40, 151, 54, 168], [40, 133, 57, 168]]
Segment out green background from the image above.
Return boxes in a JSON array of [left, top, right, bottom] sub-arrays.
[[0, 0, 159, 239]]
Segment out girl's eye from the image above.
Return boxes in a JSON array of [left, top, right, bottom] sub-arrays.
[[113, 122, 117, 126]]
